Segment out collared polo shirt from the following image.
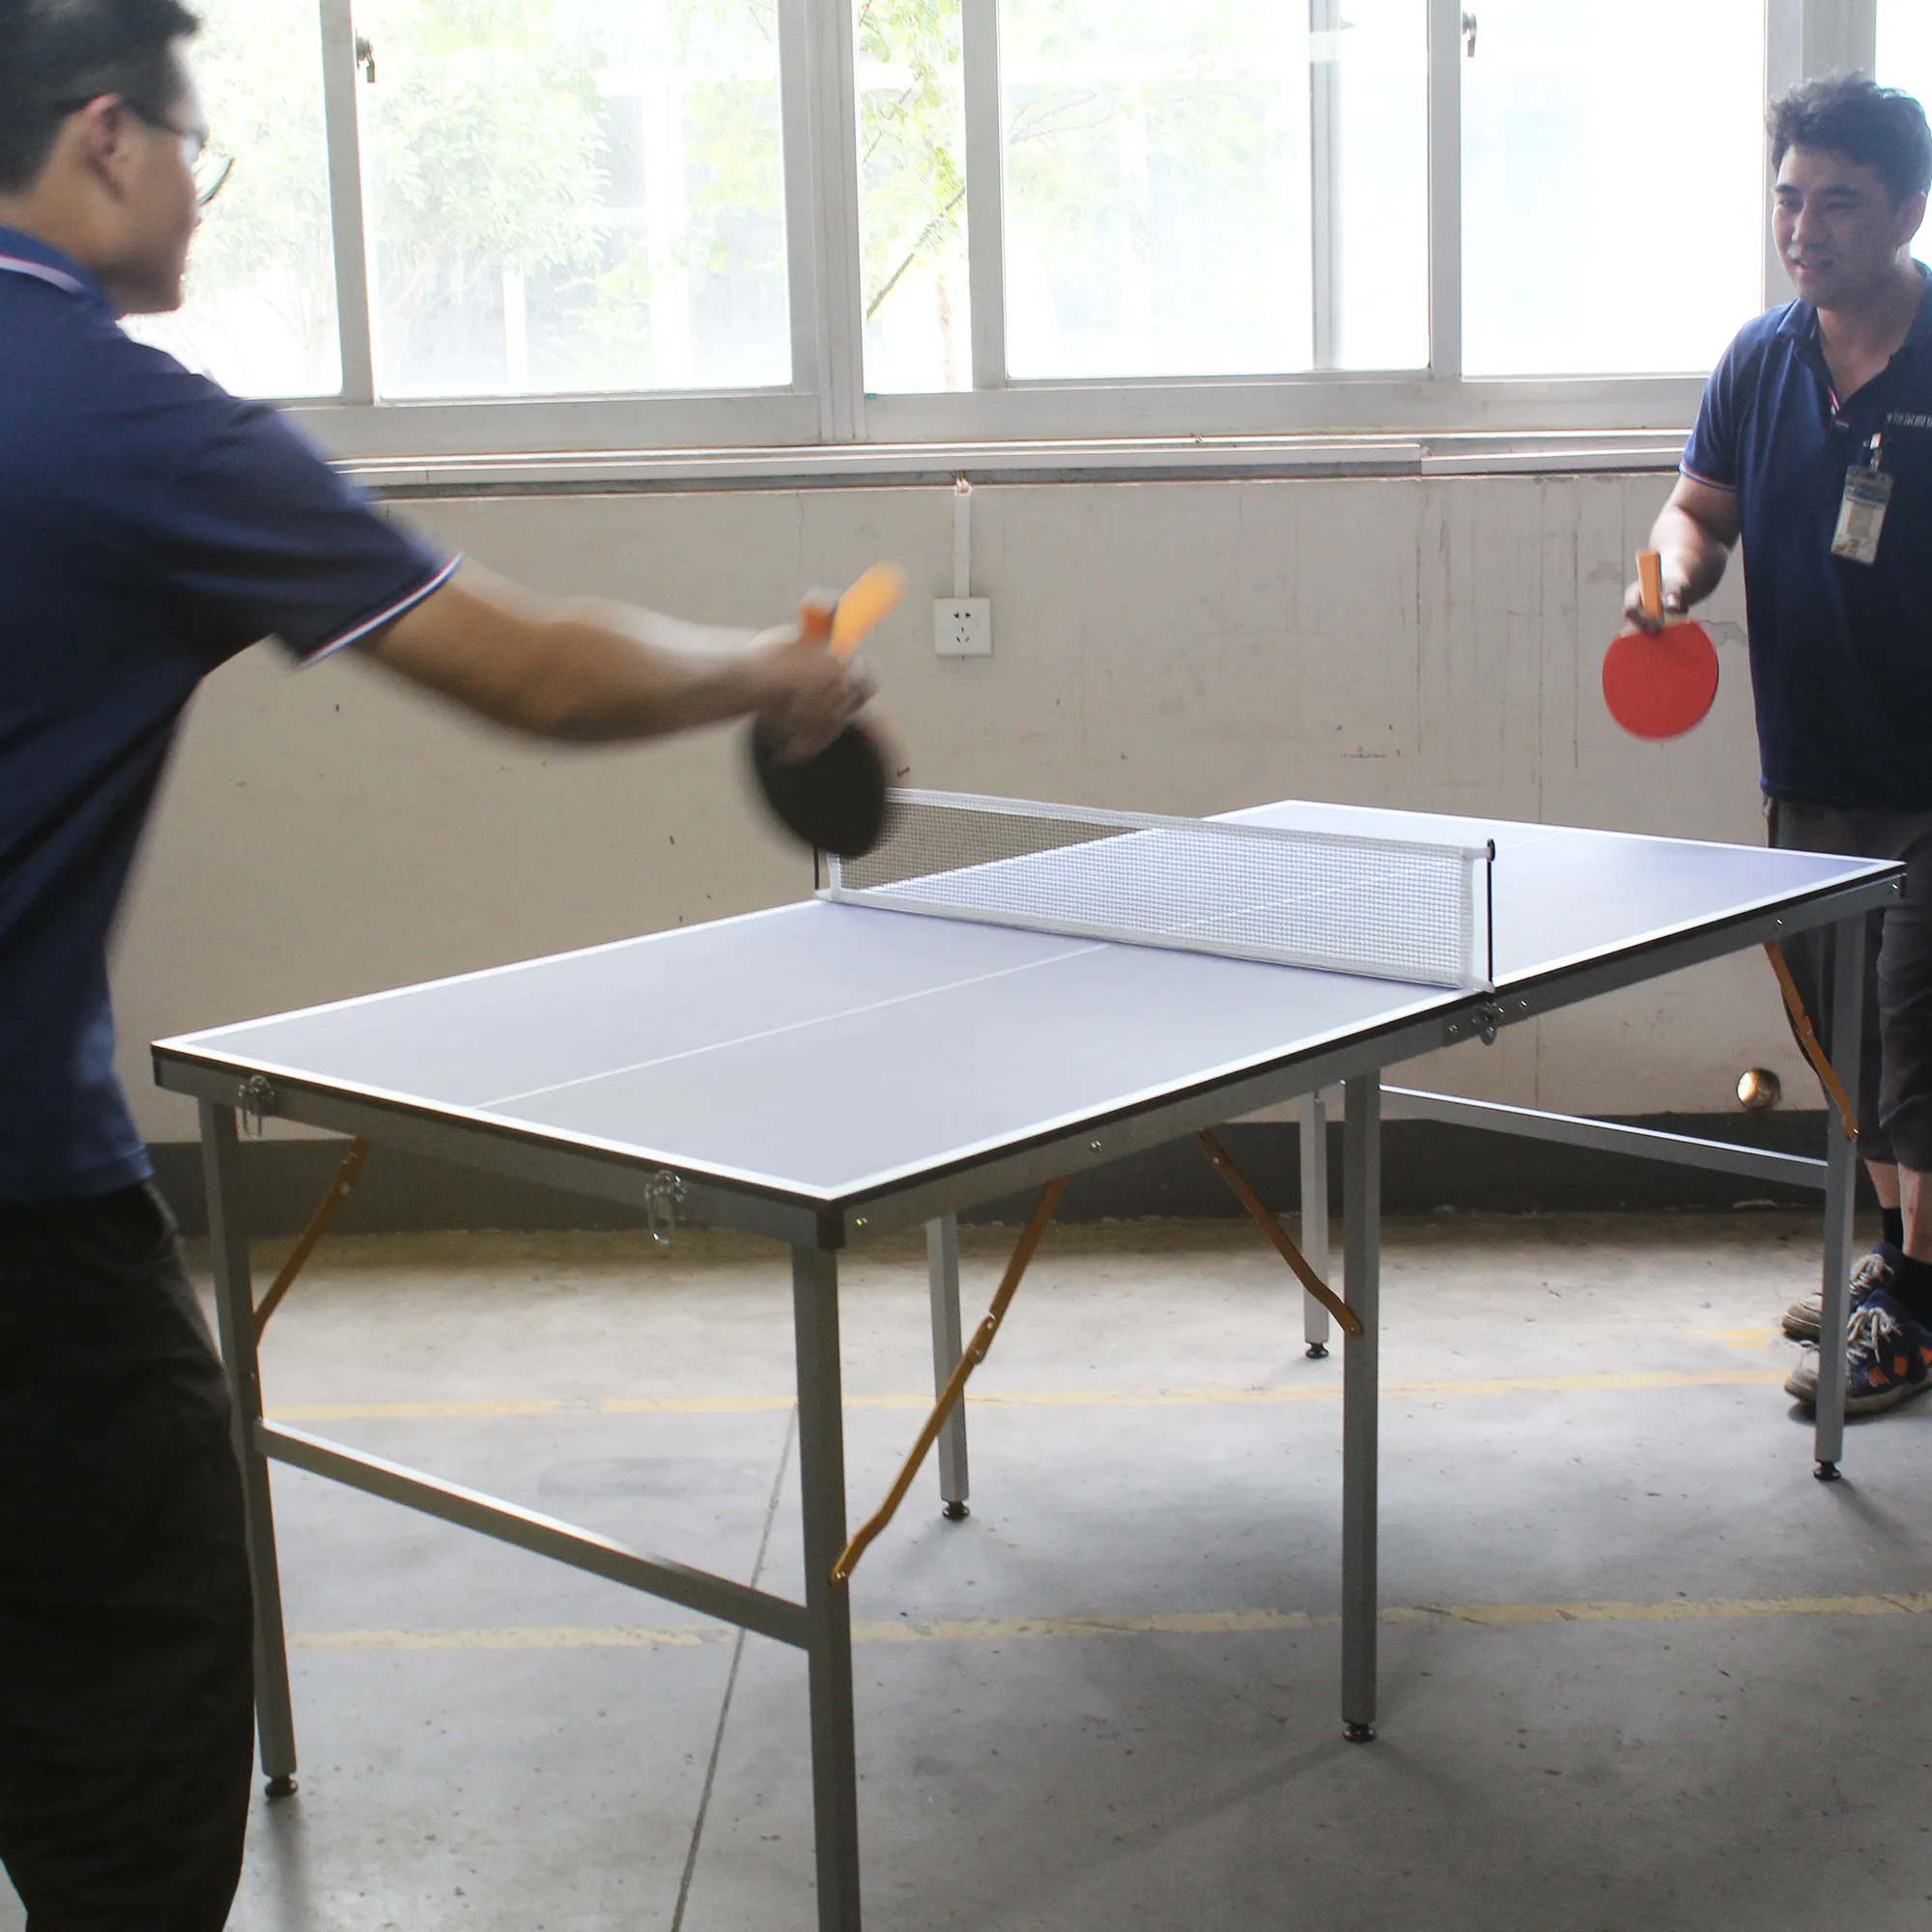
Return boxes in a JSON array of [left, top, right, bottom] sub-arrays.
[[1683, 264, 1932, 810], [0, 227, 456, 1203]]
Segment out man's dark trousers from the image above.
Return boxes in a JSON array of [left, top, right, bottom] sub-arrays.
[[0, 1183, 254, 1930]]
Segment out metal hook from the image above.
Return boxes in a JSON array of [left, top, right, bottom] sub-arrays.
[[645, 1171, 687, 1247], [238, 1075, 276, 1140]]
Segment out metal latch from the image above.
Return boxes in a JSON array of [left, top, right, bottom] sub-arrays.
[[238, 1075, 277, 1138], [644, 1170, 688, 1247]]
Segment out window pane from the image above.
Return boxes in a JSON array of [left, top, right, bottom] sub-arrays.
[[1001, 1, 1314, 380], [857, 0, 968, 393], [1329, 0, 1429, 370], [125, 0, 340, 398], [1878, 1, 1932, 111], [357, 0, 789, 400], [1463, 0, 1764, 377]]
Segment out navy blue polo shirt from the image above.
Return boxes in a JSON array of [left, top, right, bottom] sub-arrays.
[[0, 227, 456, 1203], [1683, 265, 1932, 810]]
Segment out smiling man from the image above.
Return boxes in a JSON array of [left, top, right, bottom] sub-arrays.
[[0, 1, 873, 1925], [1626, 75, 1932, 1418]]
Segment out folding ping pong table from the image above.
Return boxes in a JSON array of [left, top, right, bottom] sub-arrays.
[[154, 791, 1904, 1932]]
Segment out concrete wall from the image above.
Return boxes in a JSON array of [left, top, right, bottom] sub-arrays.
[[116, 469, 1807, 1156]]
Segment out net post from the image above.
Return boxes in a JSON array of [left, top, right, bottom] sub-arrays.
[[1485, 840, 1496, 987]]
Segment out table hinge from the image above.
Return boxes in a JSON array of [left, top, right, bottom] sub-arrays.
[[238, 1075, 277, 1138], [645, 1170, 688, 1247], [1443, 996, 1533, 1047]]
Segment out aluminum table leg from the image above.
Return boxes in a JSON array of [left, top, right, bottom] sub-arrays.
[[1814, 914, 1868, 1480], [792, 1246, 863, 1931], [1340, 1076, 1381, 1741], [199, 1101, 298, 1795], [926, 1216, 971, 1518], [1301, 1090, 1333, 1358]]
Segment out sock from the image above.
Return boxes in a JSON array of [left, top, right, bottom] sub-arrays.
[[1887, 1250, 1932, 1328], [1882, 1206, 1905, 1249]]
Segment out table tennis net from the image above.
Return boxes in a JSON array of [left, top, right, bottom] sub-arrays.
[[823, 791, 1493, 990]]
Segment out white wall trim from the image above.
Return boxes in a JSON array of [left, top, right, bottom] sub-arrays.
[[337, 429, 1688, 497], [284, 373, 1711, 467]]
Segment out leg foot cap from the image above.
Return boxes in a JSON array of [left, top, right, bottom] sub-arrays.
[[1814, 1461, 1841, 1483], [942, 1500, 970, 1521], [1306, 1343, 1329, 1360], [266, 1775, 298, 1799], [1344, 1721, 1377, 1744]]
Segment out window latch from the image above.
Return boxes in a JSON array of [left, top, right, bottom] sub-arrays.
[[354, 35, 377, 84], [1462, 11, 1478, 57]]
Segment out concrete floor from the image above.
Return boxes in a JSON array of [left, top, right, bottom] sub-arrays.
[[7, 1209, 1932, 1931]]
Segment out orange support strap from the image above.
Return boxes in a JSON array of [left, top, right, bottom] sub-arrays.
[[253, 1139, 371, 1340], [1196, 1129, 1362, 1337], [1763, 944, 1859, 1145], [832, 1176, 1067, 1586]]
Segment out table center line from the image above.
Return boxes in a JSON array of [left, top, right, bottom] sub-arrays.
[[477, 939, 1105, 1112]]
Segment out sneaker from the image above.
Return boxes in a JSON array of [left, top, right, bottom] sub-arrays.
[[1781, 1245, 1895, 1343], [1784, 1286, 1932, 1415]]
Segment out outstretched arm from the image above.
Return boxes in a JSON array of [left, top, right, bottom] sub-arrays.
[[361, 564, 868, 757]]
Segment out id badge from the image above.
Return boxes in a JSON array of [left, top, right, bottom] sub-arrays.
[[1832, 465, 1893, 566]]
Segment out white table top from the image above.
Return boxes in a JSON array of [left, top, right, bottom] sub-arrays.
[[156, 800, 1896, 1206]]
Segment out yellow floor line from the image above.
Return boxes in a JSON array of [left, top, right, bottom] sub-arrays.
[[298, 1624, 726, 1652], [1383, 1593, 1932, 1628], [268, 1368, 1786, 1424], [291, 1592, 1932, 1655]]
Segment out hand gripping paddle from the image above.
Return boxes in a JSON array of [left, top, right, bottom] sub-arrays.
[[1602, 551, 1720, 740], [749, 562, 905, 859]]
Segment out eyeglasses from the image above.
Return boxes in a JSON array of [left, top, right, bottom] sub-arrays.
[[46, 94, 236, 207]]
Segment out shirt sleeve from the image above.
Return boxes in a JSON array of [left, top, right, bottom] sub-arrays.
[[120, 357, 457, 667], [1681, 335, 1744, 494]]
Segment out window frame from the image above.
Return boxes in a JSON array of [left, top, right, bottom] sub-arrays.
[[270, 0, 1868, 469]]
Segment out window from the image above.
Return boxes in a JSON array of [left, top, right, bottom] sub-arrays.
[[993, 0, 1428, 382], [1877, 2, 1932, 119], [856, 0, 969, 394], [1000, 1, 1315, 380], [354, 0, 790, 399], [144, 0, 1863, 452], [1322, 0, 1429, 373], [126, 0, 340, 398], [1461, 0, 1766, 377]]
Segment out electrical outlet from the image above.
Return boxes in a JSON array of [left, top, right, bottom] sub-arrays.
[[933, 597, 993, 657]]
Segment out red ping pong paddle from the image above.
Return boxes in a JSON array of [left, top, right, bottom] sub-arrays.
[[1602, 551, 1719, 740], [749, 563, 905, 859]]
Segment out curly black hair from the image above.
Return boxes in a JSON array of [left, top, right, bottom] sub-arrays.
[[0, 0, 201, 193], [1770, 73, 1932, 206]]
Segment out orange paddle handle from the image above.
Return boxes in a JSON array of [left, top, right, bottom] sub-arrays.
[[829, 561, 905, 657], [1637, 551, 1664, 623], [797, 597, 839, 655], [801, 560, 905, 662]]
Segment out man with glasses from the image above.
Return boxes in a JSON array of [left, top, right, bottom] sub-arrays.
[[0, 2, 871, 1925], [48, 91, 235, 208]]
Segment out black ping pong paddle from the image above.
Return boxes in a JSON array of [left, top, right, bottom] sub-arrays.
[[749, 564, 904, 860]]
